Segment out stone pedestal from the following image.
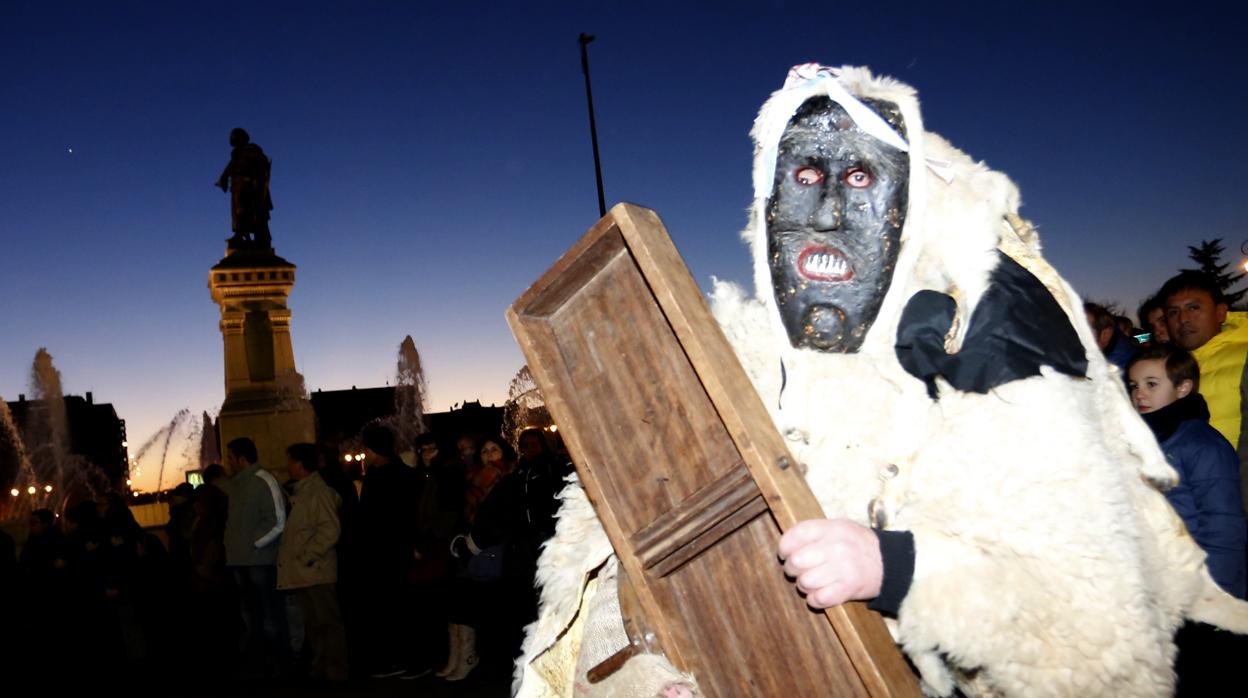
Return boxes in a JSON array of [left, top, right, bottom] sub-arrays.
[[209, 247, 315, 478]]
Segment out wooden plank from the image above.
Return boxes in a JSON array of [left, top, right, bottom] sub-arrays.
[[507, 222, 693, 671], [647, 493, 767, 578], [632, 462, 759, 569], [507, 203, 920, 697], [611, 203, 921, 696]]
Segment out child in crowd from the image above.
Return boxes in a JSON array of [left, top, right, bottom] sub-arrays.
[[1127, 344, 1247, 598]]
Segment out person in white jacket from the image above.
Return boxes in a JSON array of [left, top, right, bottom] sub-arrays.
[[224, 436, 288, 677]]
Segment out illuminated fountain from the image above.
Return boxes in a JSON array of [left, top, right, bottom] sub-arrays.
[[0, 397, 36, 520], [1, 349, 113, 519], [392, 334, 428, 451], [0, 349, 218, 521], [128, 409, 191, 494]]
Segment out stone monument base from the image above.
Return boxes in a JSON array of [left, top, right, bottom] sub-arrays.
[[210, 246, 314, 479], [217, 400, 314, 480]]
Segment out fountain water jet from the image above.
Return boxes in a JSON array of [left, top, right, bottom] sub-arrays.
[[199, 411, 221, 469], [129, 409, 191, 491], [0, 397, 36, 520], [26, 349, 71, 501], [392, 335, 428, 452], [1, 350, 115, 519]]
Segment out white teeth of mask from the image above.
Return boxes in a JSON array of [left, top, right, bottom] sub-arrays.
[[806, 253, 845, 276]]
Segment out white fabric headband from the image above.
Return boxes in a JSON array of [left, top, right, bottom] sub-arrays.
[[753, 63, 953, 199]]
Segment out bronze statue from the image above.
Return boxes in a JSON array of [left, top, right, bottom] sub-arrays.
[[216, 128, 273, 249]]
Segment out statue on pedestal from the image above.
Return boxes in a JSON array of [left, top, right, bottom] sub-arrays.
[[216, 128, 273, 250]]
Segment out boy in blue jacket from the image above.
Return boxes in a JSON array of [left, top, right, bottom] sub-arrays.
[[1127, 344, 1247, 598]]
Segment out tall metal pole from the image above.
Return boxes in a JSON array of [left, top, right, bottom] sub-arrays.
[[579, 33, 606, 217]]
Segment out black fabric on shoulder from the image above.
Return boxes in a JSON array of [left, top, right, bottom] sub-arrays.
[[895, 251, 1087, 399], [896, 291, 958, 399]]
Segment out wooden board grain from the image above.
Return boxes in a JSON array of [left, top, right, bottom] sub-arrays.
[[507, 203, 919, 697]]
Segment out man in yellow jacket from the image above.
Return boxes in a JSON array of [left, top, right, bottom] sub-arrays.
[[1161, 271, 1248, 513]]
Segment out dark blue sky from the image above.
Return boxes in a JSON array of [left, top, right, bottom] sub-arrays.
[[2, 1, 1245, 487]]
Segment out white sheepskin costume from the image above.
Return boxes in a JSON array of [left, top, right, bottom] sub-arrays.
[[515, 65, 1248, 698]]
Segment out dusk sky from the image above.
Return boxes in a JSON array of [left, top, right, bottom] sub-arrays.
[[2, 1, 1245, 490]]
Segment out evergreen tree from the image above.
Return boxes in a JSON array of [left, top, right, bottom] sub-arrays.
[[1183, 238, 1247, 306]]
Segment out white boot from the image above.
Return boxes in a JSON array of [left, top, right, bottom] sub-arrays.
[[434, 624, 461, 678], [444, 624, 478, 681]]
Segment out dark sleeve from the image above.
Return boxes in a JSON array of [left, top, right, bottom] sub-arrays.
[[1186, 436, 1248, 598], [867, 529, 916, 617]]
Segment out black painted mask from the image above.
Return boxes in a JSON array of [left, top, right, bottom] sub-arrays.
[[767, 96, 908, 352]]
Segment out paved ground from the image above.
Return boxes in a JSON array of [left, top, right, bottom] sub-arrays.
[[178, 671, 512, 697]]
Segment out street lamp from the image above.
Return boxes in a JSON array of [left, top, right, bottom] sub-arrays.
[[578, 32, 606, 217], [44, 485, 53, 493], [8, 488, 17, 497], [27, 486, 36, 495]]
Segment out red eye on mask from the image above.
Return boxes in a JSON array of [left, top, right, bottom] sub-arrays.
[[794, 166, 824, 186], [843, 168, 873, 188]]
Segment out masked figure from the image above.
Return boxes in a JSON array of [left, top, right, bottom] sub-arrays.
[[515, 66, 1248, 698]]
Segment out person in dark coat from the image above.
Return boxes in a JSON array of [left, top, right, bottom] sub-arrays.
[[1128, 345, 1247, 596], [405, 433, 465, 674], [413, 432, 466, 562], [166, 482, 197, 582], [357, 423, 424, 678], [1086, 302, 1138, 374], [515, 428, 574, 547], [1127, 344, 1248, 696], [315, 446, 362, 675], [19, 508, 67, 577], [19, 509, 72, 673], [438, 436, 518, 681], [61, 499, 113, 673], [189, 464, 237, 668], [440, 433, 571, 681], [96, 494, 160, 671]]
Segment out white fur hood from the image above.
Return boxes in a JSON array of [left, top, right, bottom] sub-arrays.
[[741, 64, 1027, 384]]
